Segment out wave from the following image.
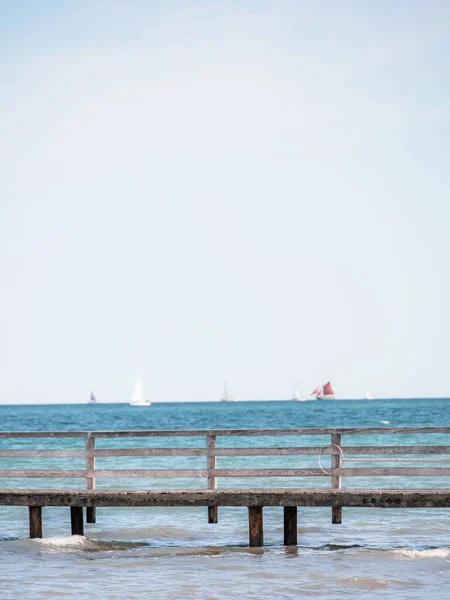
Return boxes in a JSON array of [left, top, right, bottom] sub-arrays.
[[338, 577, 388, 590], [393, 548, 450, 559], [32, 535, 147, 553]]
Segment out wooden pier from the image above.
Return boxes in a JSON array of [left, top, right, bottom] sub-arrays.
[[1, 427, 450, 546]]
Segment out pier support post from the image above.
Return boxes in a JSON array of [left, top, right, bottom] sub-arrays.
[[85, 435, 96, 523], [331, 433, 342, 524], [208, 506, 218, 524], [207, 433, 218, 523], [29, 506, 42, 539], [283, 506, 297, 545], [248, 506, 263, 547], [71, 507, 84, 536]]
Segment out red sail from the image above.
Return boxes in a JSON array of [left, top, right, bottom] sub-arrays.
[[311, 387, 320, 395], [323, 382, 334, 396]]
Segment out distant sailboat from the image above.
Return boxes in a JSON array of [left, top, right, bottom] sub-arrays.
[[88, 392, 97, 404], [292, 383, 307, 401], [129, 374, 151, 406], [313, 381, 335, 400], [221, 381, 236, 402], [364, 392, 374, 400]]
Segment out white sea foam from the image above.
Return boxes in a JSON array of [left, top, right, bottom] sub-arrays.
[[393, 548, 450, 559], [380, 420, 390, 424], [33, 535, 99, 552]]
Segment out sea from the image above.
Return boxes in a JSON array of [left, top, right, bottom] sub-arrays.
[[1, 398, 450, 600]]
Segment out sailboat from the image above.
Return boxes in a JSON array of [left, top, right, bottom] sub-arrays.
[[313, 381, 335, 400], [292, 383, 307, 401], [129, 373, 151, 406], [364, 391, 374, 400], [88, 392, 97, 404], [221, 381, 236, 402]]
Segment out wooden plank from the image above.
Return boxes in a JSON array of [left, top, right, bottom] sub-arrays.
[[283, 506, 297, 545], [333, 468, 450, 476], [3, 466, 450, 480], [207, 433, 218, 524], [0, 470, 87, 478], [2, 466, 450, 480], [92, 447, 338, 457], [94, 448, 209, 457], [1, 445, 450, 459], [92, 469, 209, 478], [340, 446, 450, 456], [85, 436, 96, 524], [331, 433, 342, 524], [70, 506, 84, 536], [3, 488, 450, 508], [90, 468, 326, 478], [0, 450, 88, 458], [0, 432, 88, 438], [212, 468, 326, 477], [248, 506, 263, 547], [29, 506, 42, 538], [1, 426, 450, 439]]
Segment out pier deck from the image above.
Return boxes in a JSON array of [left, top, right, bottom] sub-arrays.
[[2, 488, 450, 508]]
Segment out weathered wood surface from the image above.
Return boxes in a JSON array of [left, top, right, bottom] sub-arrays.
[[331, 433, 342, 524], [3, 489, 450, 508], [70, 506, 84, 536], [29, 506, 42, 538], [1, 426, 450, 439], [207, 433, 218, 524], [248, 506, 263, 547], [2, 445, 450, 458], [85, 436, 96, 524], [283, 506, 297, 545], [2, 467, 450, 479]]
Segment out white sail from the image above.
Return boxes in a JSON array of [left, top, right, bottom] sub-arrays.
[[292, 384, 304, 401], [221, 380, 235, 402], [292, 382, 308, 401], [129, 374, 150, 406]]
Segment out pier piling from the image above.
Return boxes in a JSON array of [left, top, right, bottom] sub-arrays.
[[29, 506, 42, 538], [70, 507, 84, 536], [283, 506, 298, 545], [248, 506, 263, 547]]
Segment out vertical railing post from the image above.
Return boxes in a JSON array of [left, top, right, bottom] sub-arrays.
[[85, 433, 96, 523], [207, 432, 218, 523], [331, 432, 342, 524]]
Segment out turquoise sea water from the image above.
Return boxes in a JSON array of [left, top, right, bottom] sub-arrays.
[[1, 399, 450, 599]]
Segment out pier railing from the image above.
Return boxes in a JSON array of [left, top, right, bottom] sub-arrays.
[[2, 428, 450, 485], [1, 427, 450, 522]]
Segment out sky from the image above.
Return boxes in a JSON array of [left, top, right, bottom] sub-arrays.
[[1, 1, 450, 403]]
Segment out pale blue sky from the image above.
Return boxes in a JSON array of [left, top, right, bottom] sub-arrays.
[[1, 1, 449, 402]]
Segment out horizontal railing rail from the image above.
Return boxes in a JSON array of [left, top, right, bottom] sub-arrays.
[[1, 426, 450, 437]]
